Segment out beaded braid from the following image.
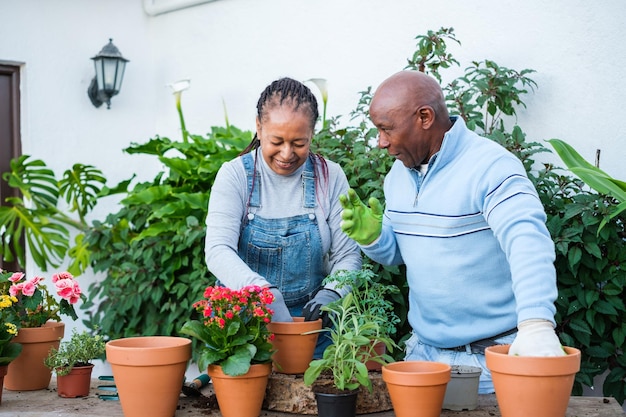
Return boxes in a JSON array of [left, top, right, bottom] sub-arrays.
[[240, 77, 330, 210]]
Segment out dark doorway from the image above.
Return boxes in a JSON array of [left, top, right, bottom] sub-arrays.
[[0, 62, 22, 272]]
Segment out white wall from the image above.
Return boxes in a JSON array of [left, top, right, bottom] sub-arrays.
[[1, 0, 625, 378]]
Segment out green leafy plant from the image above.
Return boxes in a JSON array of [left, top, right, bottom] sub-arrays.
[[179, 285, 274, 376], [0, 270, 84, 328], [44, 328, 105, 376], [324, 264, 400, 338], [0, 157, 106, 275], [303, 293, 394, 393]]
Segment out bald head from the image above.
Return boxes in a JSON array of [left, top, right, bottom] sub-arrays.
[[372, 71, 448, 121], [369, 71, 452, 168]]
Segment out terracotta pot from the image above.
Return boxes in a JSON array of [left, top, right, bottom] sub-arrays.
[[0, 365, 7, 404], [106, 336, 191, 417], [315, 389, 359, 417], [442, 365, 482, 411], [56, 364, 94, 398], [5, 321, 65, 391], [364, 341, 386, 371], [485, 344, 581, 417], [266, 317, 321, 374], [382, 361, 451, 417], [208, 362, 271, 417]]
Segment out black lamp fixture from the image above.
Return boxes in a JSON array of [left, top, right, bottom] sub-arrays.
[[87, 39, 129, 109]]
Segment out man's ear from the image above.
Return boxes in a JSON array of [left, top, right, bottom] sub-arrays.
[[417, 106, 435, 129]]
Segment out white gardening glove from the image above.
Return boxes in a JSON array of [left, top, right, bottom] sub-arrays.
[[268, 287, 293, 323], [509, 319, 566, 356]]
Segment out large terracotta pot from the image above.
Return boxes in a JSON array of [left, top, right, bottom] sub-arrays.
[[266, 317, 321, 374], [485, 344, 581, 417], [56, 364, 94, 398], [106, 336, 191, 417], [5, 321, 65, 391], [382, 361, 451, 417], [208, 362, 271, 417]]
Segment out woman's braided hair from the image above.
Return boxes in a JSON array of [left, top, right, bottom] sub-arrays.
[[240, 77, 319, 154], [240, 77, 330, 208]]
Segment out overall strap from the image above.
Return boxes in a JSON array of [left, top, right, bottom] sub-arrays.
[[242, 152, 261, 210], [302, 155, 317, 209]]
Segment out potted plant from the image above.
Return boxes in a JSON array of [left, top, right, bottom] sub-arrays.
[[44, 328, 105, 397], [180, 285, 275, 417], [303, 293, 395, 417], [323, 264, 400, 370], [0, 270, 85, 391]]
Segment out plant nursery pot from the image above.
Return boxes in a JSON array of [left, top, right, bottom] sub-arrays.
[[485, 344, 581, 417], [106, 336, 191, 417], [442, 365, 482, 411], [266, 317, 321, 374], [314, 389, 359, 417], [56, 364, 94, 398], [382, 361, 451, 417], [208, 362, 272, 417], [5, 321, 65, 391]]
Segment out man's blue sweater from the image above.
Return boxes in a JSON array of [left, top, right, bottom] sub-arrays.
[[362, 117, 557, 348]]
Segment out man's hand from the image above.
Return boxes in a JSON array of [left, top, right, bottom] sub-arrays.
[[339, 188, 383, 245], [268, 287, 293, 323], [302, 289, 340, 328], [509, 319, 566, 356]]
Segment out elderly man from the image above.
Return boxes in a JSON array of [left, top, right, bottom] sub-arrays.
[[339, 70, 564, 393]]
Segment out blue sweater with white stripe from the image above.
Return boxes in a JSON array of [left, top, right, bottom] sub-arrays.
[[362, 117, 557, 348]]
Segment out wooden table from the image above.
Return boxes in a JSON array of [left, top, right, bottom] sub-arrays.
[[0, 379, 624, 416]]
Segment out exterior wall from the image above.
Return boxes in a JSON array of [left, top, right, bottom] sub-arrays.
[[1, 0, 625, 377]]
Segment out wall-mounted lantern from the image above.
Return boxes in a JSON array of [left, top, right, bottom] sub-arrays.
[[87, 39, 129, 109]]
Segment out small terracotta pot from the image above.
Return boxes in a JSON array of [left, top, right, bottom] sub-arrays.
[[106, 336, 191, 417], [442, 365, 482, 411], [56, 364, 94, 398], [5, 321, 65, 391], [364, 341, 386, 371], [266, 317, 321, 374], [208, 362, 272, 417], [485, 344, 581, 417], [382, 361, 451, 417]]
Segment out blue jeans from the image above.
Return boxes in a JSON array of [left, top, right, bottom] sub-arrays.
[[404, 331, 517, 393]]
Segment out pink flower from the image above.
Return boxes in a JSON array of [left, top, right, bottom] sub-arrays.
[[9, 272, 24, 282], [51, 271, 73, 284], [21, 281, 36, 297], [55, 278, 82, 303], [9, 282, 23, 297]]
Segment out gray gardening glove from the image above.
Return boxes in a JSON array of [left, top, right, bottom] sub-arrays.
[[302, 289, 341, 328], [268, 287, 293, 323]]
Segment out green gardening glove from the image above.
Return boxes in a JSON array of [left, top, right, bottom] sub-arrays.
[[339, 188, 383, 245]]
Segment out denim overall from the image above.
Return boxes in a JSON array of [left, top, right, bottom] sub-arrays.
[[237, 153, 330, 356]]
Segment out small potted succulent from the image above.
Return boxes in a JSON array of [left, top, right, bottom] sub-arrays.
[[303, 292, 395, 417], [44, 328, 105, 398]]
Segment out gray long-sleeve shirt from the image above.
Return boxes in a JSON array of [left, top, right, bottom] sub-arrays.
[[205, 151, 361, 295]]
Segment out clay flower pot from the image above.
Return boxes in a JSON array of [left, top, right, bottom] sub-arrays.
[[266, 317, 321, 374], [485, 344, 581, 417], [106, 336, 191, 417], [442, 365, 482, 411], [5, 321, 65, 391], [382, 361, 451, 417], [208, 362, 272, 417], [56, 364, 94, 398]]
